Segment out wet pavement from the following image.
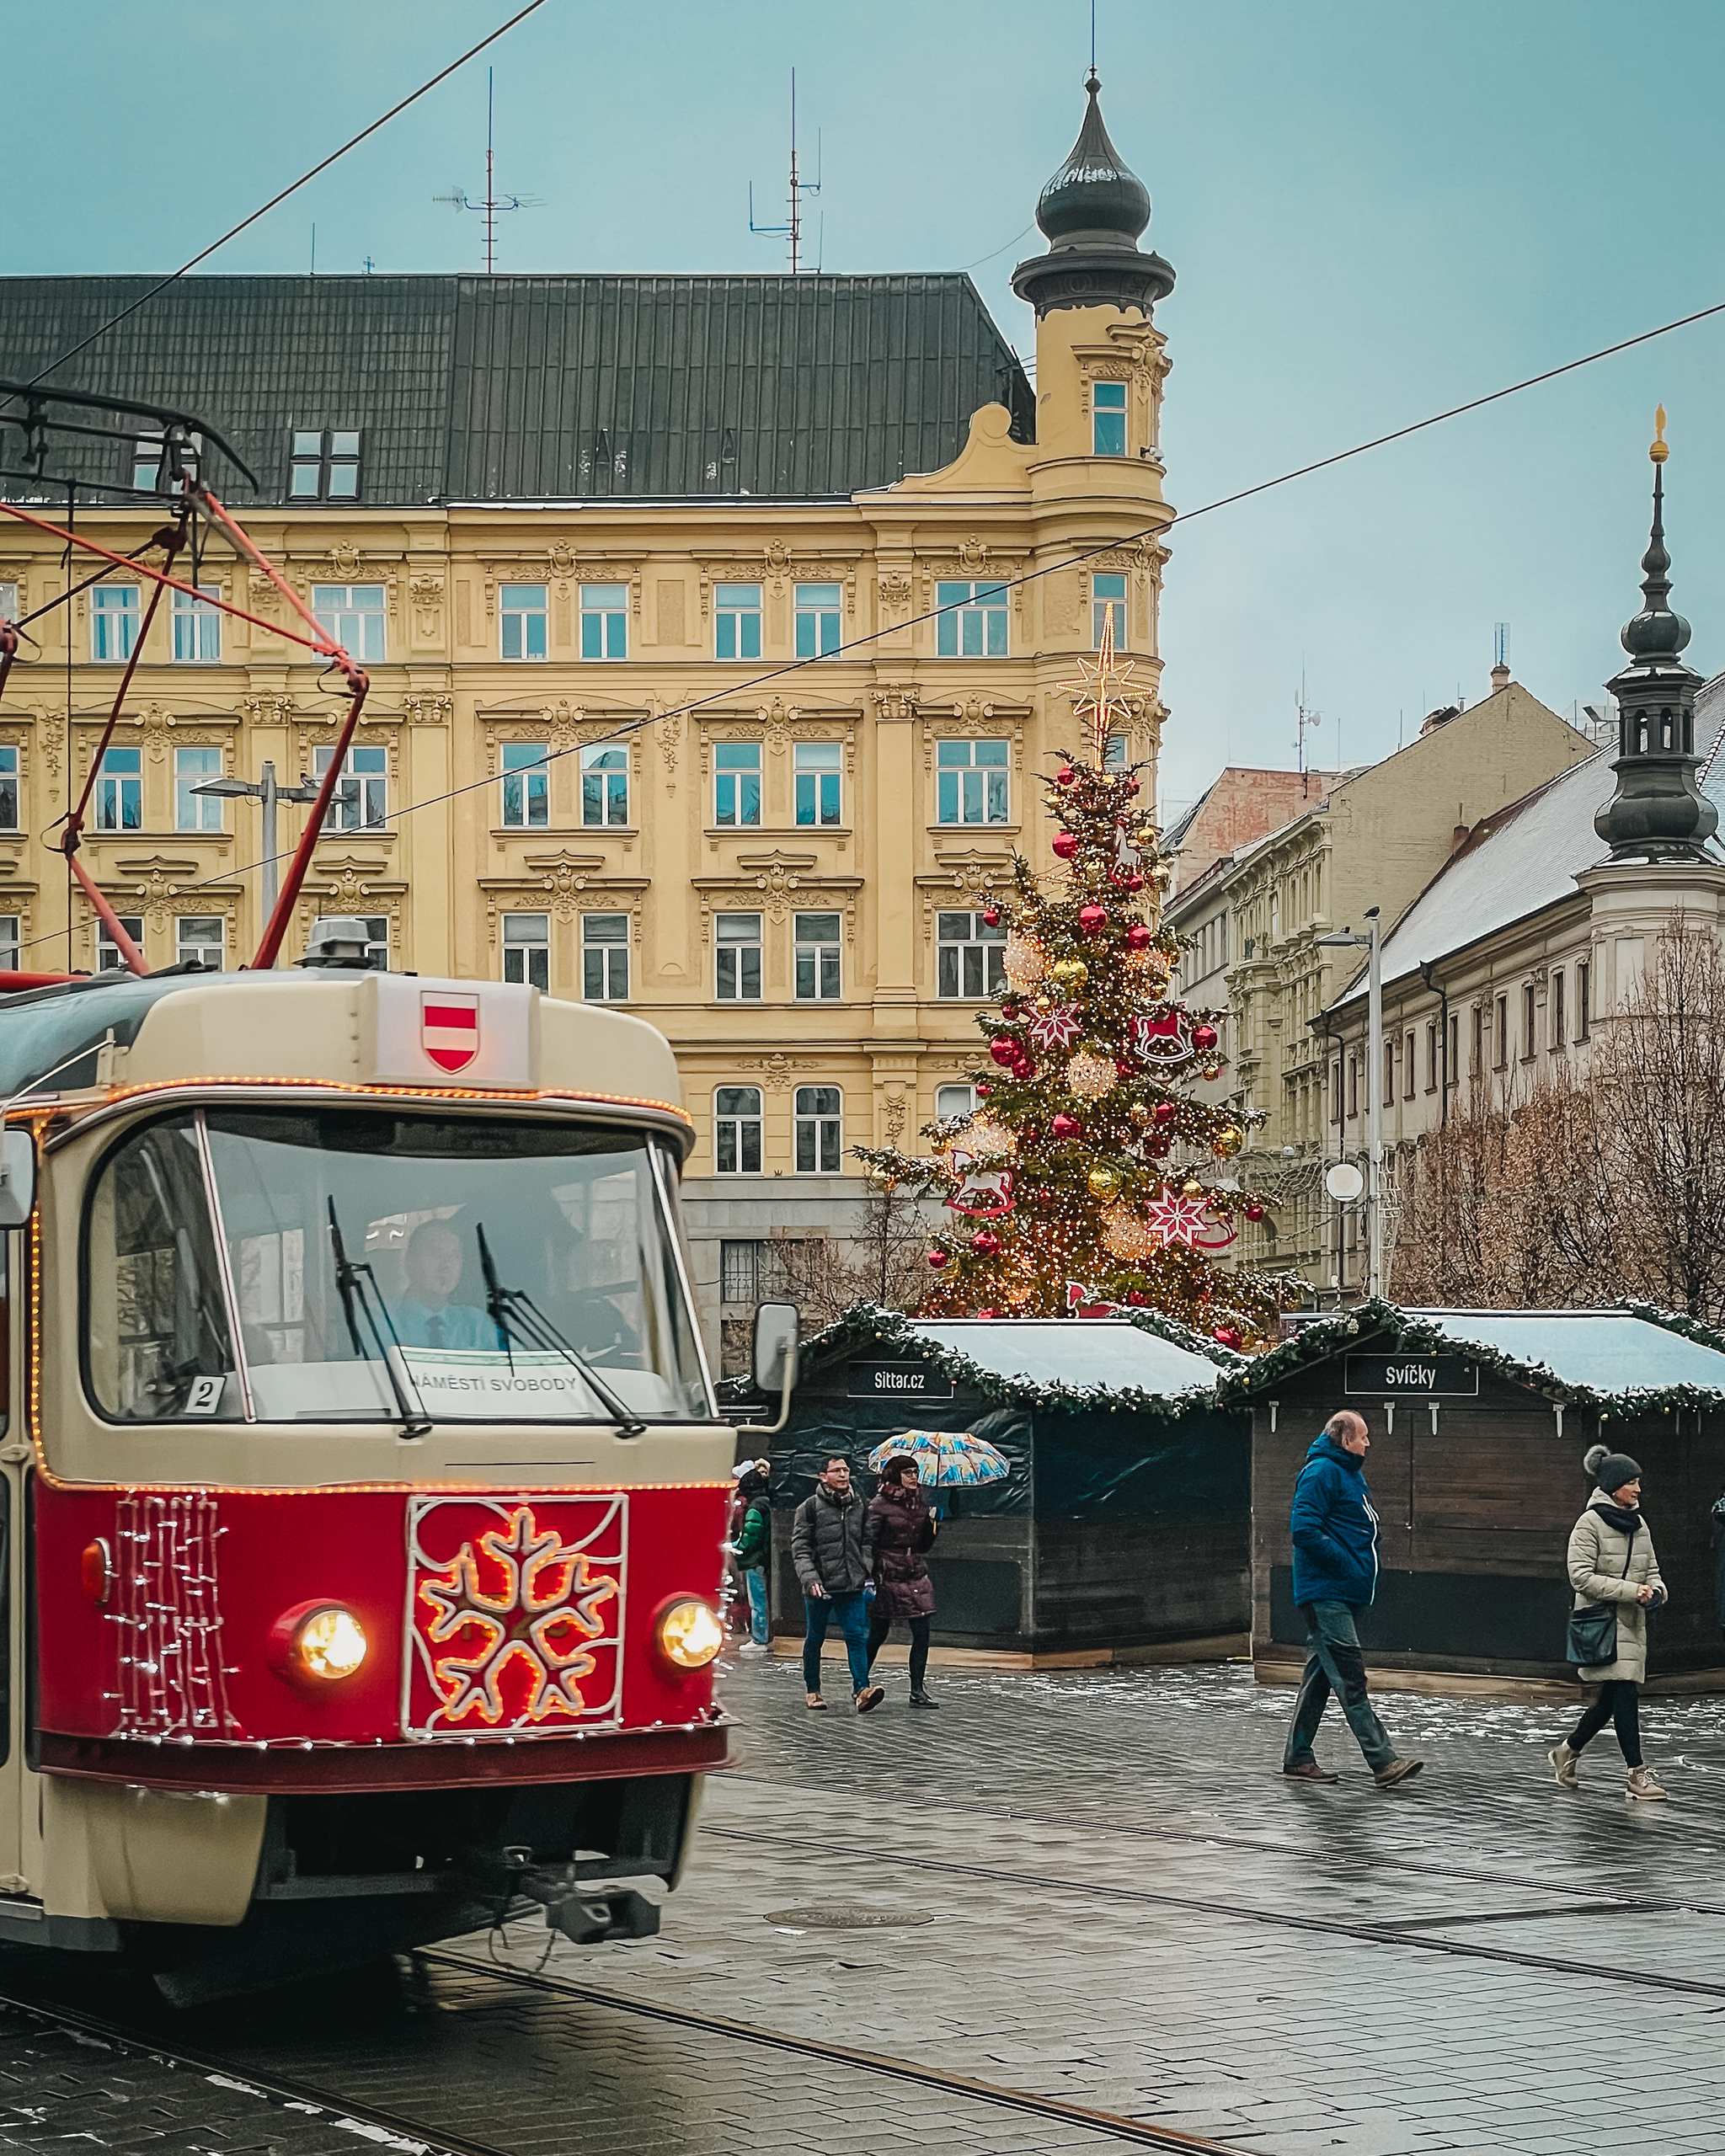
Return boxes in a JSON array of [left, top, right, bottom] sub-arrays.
[[3, 1657, 1724, 2153]]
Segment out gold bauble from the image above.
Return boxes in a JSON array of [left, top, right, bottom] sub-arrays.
[[1087, 1164, 1123, 1199], [1129, 1102, 1152, 1126], [1003, 933, 1048, 989], [1065, 1049, 1117, 1101], [1213, 1125, 1245, 1160], [1182, 1178, 1204, 1198], [1049, 958, 1089, 990]]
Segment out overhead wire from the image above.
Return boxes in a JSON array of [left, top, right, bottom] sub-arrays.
[[3, 281, 1725, 968]]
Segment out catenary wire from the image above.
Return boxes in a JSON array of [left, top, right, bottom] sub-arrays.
[[2, 0, 550, 403], [5, 284, 1725, 967]]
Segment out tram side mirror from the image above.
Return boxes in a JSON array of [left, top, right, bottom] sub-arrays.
[[0, 1131, 35, 1228], [752, 1301, 799, 1397]]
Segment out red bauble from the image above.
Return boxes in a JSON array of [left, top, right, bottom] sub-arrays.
[[1244, 1201, 1267, 1224], [1146, 1135, 1171, 1159], [1051, 830, 1080, 861], [1127, 1290, 1149, 1306], [975, 1082, 991, 1097], [1124, 778, 1140, 797], [1212, 1325, 1244, 1350], [1114, 1058, 1136, 1079], [1153, 1101, 1178, 1126], [982, 906, 1001, 927], [971, 1230, 1001, 1257], [1055, 766, 1076, 787], [1051, 1113, 1081, 1139], [1125, 922, 1153, 953], [1012, 1057, 1036, 1081], [1192, 1023, 1220, 1052], [1124, 872, 1146, 893], [976, 1307, 999, 1320], [990, 1038, 1018, 1067], [1078, 904, 1108, 935], [927, 1249, 949, 1269]]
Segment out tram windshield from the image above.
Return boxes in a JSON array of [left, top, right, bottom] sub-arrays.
[[85, 1108, 710, 1425]]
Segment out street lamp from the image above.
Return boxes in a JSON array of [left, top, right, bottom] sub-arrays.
[[192, 763, 348, 915], [1316, 907, 1383, 1299]]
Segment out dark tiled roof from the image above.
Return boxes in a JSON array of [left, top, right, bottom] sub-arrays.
[[0, 274, 1032, 507]]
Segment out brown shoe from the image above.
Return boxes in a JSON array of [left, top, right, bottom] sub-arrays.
[[805, 1693, 828, 1710], [855, 1685, 885, 1714], [1282, 1761, 1338, 1783], [1374, 1758, 1423, 1790]]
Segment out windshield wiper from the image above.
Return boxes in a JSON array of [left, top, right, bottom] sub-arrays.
[[476, 1222, 646, 1436], [327, 1198, 431, 1438]]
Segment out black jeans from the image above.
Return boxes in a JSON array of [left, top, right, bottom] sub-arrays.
[[1568, 1678, 1642, 1768], [868, 1612, 930, 1692]]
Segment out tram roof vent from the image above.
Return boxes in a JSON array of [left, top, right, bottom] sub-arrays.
[[299, 916, 374, 970]]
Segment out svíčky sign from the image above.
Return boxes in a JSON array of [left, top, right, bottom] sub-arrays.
[[847, 1361, 956, 1402], [1344, 1354, 1479, 1398]]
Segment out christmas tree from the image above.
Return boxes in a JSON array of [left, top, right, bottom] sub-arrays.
[[857, 621, 1290, 1348]]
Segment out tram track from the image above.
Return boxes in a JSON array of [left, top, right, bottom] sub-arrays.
[[705, 1822, 1725, 2001]]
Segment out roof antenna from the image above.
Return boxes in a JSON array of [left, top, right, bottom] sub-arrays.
[[1295, 670, 1322, 792], [434, 68, 543, 274], [1091, 0, 1097, 72], [1492, 620, 1511, 694], [750, 70, 821, 274]]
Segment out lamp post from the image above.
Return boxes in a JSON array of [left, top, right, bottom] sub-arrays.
[[191, 763, 335, 915], [1316, 908, 1383, 1299]]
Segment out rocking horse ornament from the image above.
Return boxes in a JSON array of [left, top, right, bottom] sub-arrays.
[[946, 1166, 1016, 1219]]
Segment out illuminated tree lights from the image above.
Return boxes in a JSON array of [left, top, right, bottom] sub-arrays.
[[857, 620, 1292, 1346]]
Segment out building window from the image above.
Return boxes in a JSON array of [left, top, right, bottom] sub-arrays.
[[0, 583, 14, 625], [352, 915, 389, 970], [1447, 1012, 1459, 1087], [132, 433, 163, 492], [1523, 984, 1537, 1060], [503, 913, 549, 990], [1551, 969, 1566, 1050], [1103, 732, 1129, 771], [1471, 1004, 1483, 1075], [1402, 1028, 1415, 1101], [580, 744, 628, 826], [290, 428, 360, 499], [794, 739, 842, 826], [312, 584, 385, 663], [1093, 572, 1127, 648], [96, 747, 142, 831], [1092, 380, 1127, 456], [936, 580, 1008, 658], [176, 915, 223, 971], [1382, 1038, 1394, 1109], [1330, 1059, 1342, 1125], [98, 915, 146, 972], [1348, 1053, 1359, 1119], [579, 583, 628, 660], [1576, 961, 1590, 1042], [175, 746, 223, 832], [315, 744, 387, 830], [1494, 993, 1509, 1070], [92, 585, 140, 663], [937, 739, 1010, 825], [581, 913, 629, 1001], [501, 741, 548, 829], [715, 912, 762, 1001], [794, 583, 841, 659], [936, 1083, 977, 1122], [720, 1238, 761, 1304], [794, 1085, 842, 1174], [173, 584, 221, 664], [0, 916, 16, 969], [501, 584, 547, 662], [937, 910, 1006, 1000], [0, 746, 17, 832], [714, 741, 761, 827], [715, 583, 762, 660], [715, 1087, 764, 1175], [1425, 1022, 1438, 1092], [794, 912, 841, 1001]]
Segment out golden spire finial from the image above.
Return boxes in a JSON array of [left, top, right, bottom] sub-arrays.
[[1651, 405, 1669, 465]]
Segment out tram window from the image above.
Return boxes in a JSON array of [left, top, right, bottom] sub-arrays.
[[85, 1116, 242, 1422]]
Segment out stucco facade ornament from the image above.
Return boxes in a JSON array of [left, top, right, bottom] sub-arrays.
[[735, 1053, 817, 1091], [872, 682, 920, 721]]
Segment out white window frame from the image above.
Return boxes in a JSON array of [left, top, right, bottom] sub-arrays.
[[715, 582, 762, 661], [579, 583, 628, 660], [935, 579, 1007, 658], [175, 915, 224, 970], [1092, 379, 1128, 456], [714, 1086, 763, 1175], [503, 912, 549, 990], [937, 910, 1007, 999], [793, 739, 841, 826], [0, 744, 17, 833], [937, 739, 1010, 825], [501, 741, 549, 829], [92, 585, 141, 664], [501, 584, 548, 663], [579, 743, 629, 826], [173, 583, 222, 664], [315, 744, 387, 831], [98, 914, 146, 972], [793, 1085, 843, 1175], [174, 745, 224, 832], [715, 913, 762, 1002], [714, 740, 761, 828], [0, 915, 17, 971], [95, 747, 142, 832], [581, 913, 629, 1002], [935, 1083, 976, 1122], [793, 582, 841, 659], [1092, 573, 1127, 649], [793, 912, 842, 1002], [311, 584, 385, 664]]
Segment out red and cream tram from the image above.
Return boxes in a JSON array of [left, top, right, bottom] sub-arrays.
[[0, 937, 782, 2002]]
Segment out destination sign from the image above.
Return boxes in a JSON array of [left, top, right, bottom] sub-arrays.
[[847, 1361, 956, 1402], [1344, 1354, 1479, 1398]]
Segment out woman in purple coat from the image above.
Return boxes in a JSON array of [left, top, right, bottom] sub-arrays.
[[865, 1454, 939, 1709]]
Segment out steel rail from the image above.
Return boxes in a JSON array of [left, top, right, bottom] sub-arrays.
[[0, 1983, 509, 2156], [419, 1947, 1246, 2153]]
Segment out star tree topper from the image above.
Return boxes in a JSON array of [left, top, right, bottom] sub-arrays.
[[1059, 609, 1140, 760]]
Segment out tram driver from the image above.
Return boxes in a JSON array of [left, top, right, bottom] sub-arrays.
[[392, 1219, 501, 1350]]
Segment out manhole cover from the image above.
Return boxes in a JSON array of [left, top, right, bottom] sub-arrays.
[[764, 1905, 935, 1929]]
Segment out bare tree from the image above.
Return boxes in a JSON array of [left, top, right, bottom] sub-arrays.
[[768, 1177, 932, 1327]]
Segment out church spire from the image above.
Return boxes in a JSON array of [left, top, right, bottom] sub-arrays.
[[1012, 72, 1173, 320], [1594, 414, 1717, 863]]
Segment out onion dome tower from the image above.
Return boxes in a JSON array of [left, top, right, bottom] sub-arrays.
[[1594, 412, 1718, 862], [1011, 70, 1174, 319]]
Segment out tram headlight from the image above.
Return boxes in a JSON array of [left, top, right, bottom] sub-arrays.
[[270, 1600, 369, 1684], [656, 1598, 724, 1672]]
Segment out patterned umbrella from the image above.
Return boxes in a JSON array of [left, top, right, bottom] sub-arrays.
[[867, 1429, 1010, 1486]]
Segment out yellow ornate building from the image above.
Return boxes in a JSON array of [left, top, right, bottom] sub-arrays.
[[0, 73, 1176, 1356]]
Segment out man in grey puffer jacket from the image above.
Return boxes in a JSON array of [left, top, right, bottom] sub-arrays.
[[792, 1457, 884, 1714]]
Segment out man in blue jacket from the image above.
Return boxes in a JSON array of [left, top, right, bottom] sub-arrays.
[[1283, 1412, 1422, 1789]]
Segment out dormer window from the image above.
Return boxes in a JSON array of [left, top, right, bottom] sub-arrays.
[[289, 429, 362, 500]]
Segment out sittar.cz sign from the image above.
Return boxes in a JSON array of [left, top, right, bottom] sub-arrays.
[[847, 1362, 956, 1402], [1344, 1354, 1479, 1397]]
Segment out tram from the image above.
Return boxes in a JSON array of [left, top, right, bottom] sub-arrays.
[[0, 927, 791, 2003]]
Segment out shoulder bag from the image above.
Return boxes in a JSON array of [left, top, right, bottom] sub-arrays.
[[1565, 1518, 1635, 1668]]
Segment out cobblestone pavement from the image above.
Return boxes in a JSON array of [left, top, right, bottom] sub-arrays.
[[3, 1659, 1724, 2154]]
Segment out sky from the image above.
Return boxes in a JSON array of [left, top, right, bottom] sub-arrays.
[[8, 0, 1725, 819]]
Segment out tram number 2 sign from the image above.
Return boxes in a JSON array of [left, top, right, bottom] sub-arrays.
[[403, 1494, 627, 1738]]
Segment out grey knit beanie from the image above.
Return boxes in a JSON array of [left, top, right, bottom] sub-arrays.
[[1584, 1442, 1642, 1494]]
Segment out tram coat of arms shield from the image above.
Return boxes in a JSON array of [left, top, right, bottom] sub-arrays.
[[420, 992, 481, 1074]]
